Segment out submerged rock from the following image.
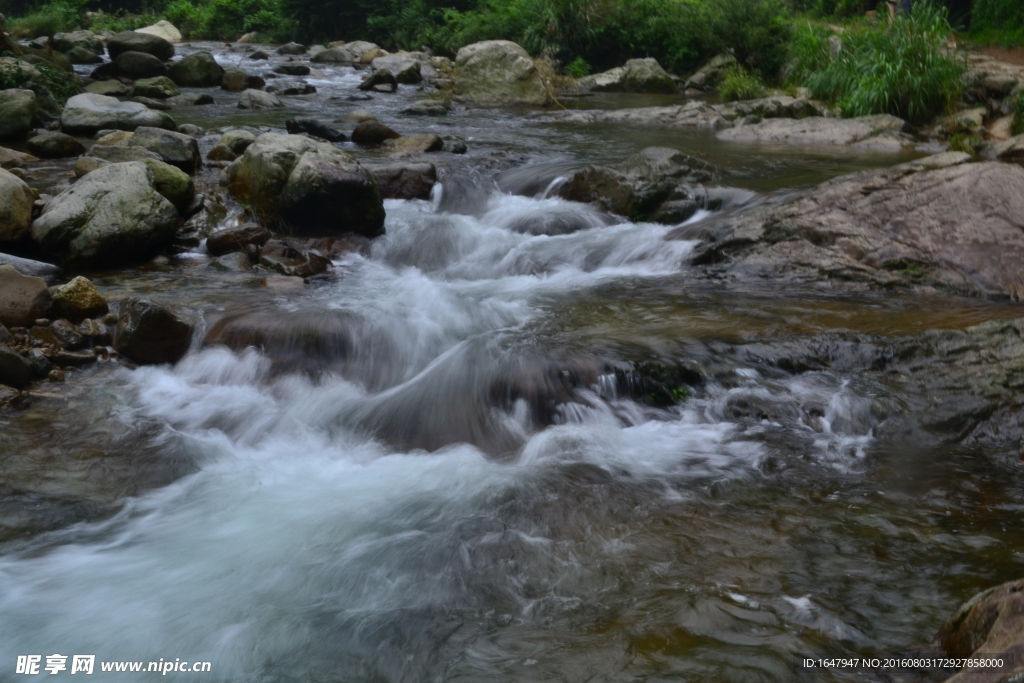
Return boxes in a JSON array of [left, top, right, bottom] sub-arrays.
[[367, 162, 437, 200], [237, 89, 283, 109], [285, 117, 346, 142], [453, 40, 550, 107]]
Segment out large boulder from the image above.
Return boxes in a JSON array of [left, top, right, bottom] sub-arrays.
[[578, 58, 676, 94], [350, 121, 400, 146], [0, 265, 52, 328], [168, 52, 224, 88], [85, 80, 130, 97], [680, 155, 1024, 299], [53, 30, 104, 55], [453, 40, 550, 107], [132, 76, 180, 99], [273, 63, 310, 76], [60, 93, 177, 136], [937, 578, 1024, 683], [0, 168, 34, 243], [114, 51, 168, 79], [358, 68, 397, 92], [125, 126, 201, 173], [26, 132, 85, 159], [0, 89, 37, 141], [113, 297, 196, 365], [277, 42, 306, 56], [51, 276, 108, 323], [86, 145, 160, 164], [135, 20, 182, 44], [225, 133, 385, 238], [344, 41, 381, 63], [107, 31, 175, 61], [31, 162, 179, 267]]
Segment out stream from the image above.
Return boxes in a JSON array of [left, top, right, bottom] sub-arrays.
[[2, 42, 1024, 682]]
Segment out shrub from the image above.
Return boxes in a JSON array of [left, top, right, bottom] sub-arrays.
[[7, 1, 80, 37], [698, 0, 793, 79], [792, 1, 965, 124], [1010, 90, 1024, 136], [718, 64, 768, 101], [565, 56, 590, 77]]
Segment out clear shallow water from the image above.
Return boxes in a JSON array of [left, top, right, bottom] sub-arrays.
[[2, 42, 1024, 683]]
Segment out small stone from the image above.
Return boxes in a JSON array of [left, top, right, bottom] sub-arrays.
[[351, 121, 400, 146], [51, 276, 109, 323], [47, 368, 65, 382]]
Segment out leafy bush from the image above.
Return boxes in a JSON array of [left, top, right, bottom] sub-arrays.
[[565, 56, 590, 77], [163, 0, 293, 40], [7, 1, 80, 37], [697, 0, 793, 78], [719, 64, 768, 100], [970, 0, 1024, 45], [86, 10, 159, 34], [791, 1, 965, 123]]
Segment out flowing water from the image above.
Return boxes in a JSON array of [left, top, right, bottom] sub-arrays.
[[2, 44, 1024, 682]]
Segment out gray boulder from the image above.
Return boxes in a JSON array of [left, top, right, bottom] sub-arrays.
[[579, 58, 676, 94], [717, 114, 914, 149], [26, 132, 85, 159], [107, 31, 175, 61], [113, 297, 196, 365], [168, 52, 224, 88], [0, 168, 34, 243], [61, 93, 177, 136], [358, 68, 396, 92], [680, 156, 1024, 299], [453, 40, 550, 107], [114, 51, 168, 79], [0, 265, 52, 328], [53, 30, 104, 55], [0, 253, 61, 281], [134, 20, 182, 44], [0, 89, 37, 141], [311, 47, 354, 64], [31, 162, 179, 267], [139, 158, 195, 213], [277, 42, 306, 55], [65, 47, 104, 65], [265, 81, 316, 96], [125, 126, 201, 173], [225, 133, 385, 237], [206, 223, 270, 256], [237, 89, 283, 109], [372, 52, 435, 80]]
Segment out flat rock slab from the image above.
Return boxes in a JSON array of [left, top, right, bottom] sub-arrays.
[[717, 114, 915, 149], [679, 155, 1024, 300]]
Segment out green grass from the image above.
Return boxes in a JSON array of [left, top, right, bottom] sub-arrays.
[[6, 1, 80, 37], [789, 1, 965, 124], [719, 64, 768, 101]]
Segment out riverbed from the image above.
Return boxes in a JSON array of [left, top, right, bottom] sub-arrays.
[[1, 41, 1023, 682]]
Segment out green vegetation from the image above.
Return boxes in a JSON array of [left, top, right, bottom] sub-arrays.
[[1010, 90, 1024, 136], [789, 1, 965, 124], [969, 0, 1024, 46], [719, 64, 768, 101]]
